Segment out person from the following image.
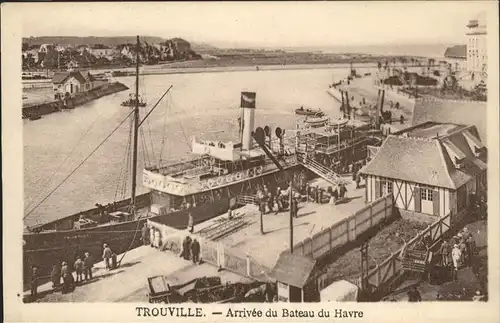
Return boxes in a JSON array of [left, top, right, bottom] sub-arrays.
[[439, 240, 451, 266], [187, 213, 194, 233], [191, 238, 200, 264], [462, 227, 471, 240], [83, 252, 94, 280], [315, 186, 320, 203], [102, 244, 113, 270], [74, 256, 84, 284], [459, 238, 468, 266], [339, 184, 347, 199], [184, 236, 192, 260], [332, 187, 339, 202], [467, 235, 476, 262], [228, 207, 234, 220], [407, 286, 422, 302], [61, 261, 75, 294], [451, 244, 461, 280], [30, 265, 39, 300], [318, 188, 323, 204], [267, 192, 273, 213], [356, 173, 361, 189], [291, 197, 299, 218], [154, 229, 161, 249], [50, 263, 61, 290], [141, 223, 150, 246]]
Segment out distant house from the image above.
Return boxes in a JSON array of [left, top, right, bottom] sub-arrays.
[[65, 59, 79, 71], [91, 48, 115, 60], [360, 122, 486, 220], [444, 45, 467, 72], [38, 44, 54, 53], [52, 71, 94, 97]]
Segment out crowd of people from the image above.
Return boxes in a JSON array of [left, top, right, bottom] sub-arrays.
[[30, 247, 105, 301], [439, 227, 479, 282]]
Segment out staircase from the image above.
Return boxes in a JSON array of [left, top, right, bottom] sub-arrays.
[[296, 152, 346, 186]]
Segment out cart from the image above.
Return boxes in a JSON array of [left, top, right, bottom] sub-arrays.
[[147, 275, 175, 303]]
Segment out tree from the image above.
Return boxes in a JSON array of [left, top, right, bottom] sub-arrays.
[[22, 42, 29, 51]]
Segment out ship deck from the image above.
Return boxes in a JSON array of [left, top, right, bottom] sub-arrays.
[[194, 175, 367, 270]]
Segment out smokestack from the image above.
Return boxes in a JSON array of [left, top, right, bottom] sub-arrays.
[[240, 92, 256, 150]]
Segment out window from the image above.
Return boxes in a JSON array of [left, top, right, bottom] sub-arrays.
[[421, 188, 433, 201], [382, 181, 393, 194]]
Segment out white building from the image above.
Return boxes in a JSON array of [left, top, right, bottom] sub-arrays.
[[466, 12, 487, 80], [360, 122, 486, 220]]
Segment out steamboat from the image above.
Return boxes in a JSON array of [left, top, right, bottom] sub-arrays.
[[23, 38, 382, 284]]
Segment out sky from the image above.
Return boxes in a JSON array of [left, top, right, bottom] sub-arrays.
[[19, 1, 491, 48]]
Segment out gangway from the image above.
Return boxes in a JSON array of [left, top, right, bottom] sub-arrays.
[[296, 152, 347, 186]]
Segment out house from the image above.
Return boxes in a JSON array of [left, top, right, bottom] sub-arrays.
[[444, 45, 467, 72], [38, 44, 54, 53], [411, 98, 487, 142], [360, 122, 487, 221], [90, 48, 115, 60], [65, 59, 79, 71], [52, 71, 94, 97]]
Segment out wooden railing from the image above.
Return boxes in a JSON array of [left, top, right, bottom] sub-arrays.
[[297, 153, 344, 185], [358, 210, 454, 295], [291, 194, 394, 260]]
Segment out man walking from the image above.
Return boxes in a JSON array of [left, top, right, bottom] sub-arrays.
[[102, 244, 113, 270], [83, 252, 94, 281]]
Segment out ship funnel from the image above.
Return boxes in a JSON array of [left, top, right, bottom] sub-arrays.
[[240, 92, 256, 150]]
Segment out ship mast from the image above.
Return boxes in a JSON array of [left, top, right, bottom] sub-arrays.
[[130, 35, 140, 216]]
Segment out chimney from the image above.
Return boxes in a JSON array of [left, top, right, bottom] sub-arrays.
[[240, 92, 256, 150]]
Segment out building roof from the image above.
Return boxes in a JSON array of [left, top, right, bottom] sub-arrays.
[[360, 124, 486, 189], [444, 45, 467, 59], [271, 252, 316, 288], [52, 71, 92, 84], [411, 98, 487, 142]]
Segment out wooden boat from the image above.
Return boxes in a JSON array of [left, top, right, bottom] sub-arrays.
[[295, 107, 324, 117], [29, 115, 42, 121]]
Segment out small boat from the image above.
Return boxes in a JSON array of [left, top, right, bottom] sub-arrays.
[[295, 107, 324, 117], [121, 94, 147, 107]]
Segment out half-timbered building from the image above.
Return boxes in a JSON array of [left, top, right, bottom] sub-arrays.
[[360, 121, 486, 219]]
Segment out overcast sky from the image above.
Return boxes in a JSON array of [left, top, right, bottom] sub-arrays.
[[20, 1, 489, 48]]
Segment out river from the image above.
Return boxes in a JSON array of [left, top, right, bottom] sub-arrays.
[[23, 66, 368, 227]]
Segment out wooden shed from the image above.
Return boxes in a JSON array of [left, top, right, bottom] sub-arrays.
[[271, 252, 318, 302]]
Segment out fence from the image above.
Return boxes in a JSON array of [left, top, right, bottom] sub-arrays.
[[148, 218, 273, 282], [290, 193, 394, 260], [359, 210, 455, 295]]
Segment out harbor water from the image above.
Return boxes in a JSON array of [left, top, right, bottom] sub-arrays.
[[23, 66, 364, 227]]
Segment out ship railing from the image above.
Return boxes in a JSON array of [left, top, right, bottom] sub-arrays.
[[236, 194, 257, 206]]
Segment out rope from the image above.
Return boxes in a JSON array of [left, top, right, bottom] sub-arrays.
[[158, 97, 171, 166], [114, 117, 133, 201], [24, 110, 135, 220], [25, 113, 102, 212], [167, 94, 191, 150], [145, 117, 157, 165], [117, 211, 144, 266]]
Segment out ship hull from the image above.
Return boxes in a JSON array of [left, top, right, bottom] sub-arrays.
[[23, 197, 231, 284]]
